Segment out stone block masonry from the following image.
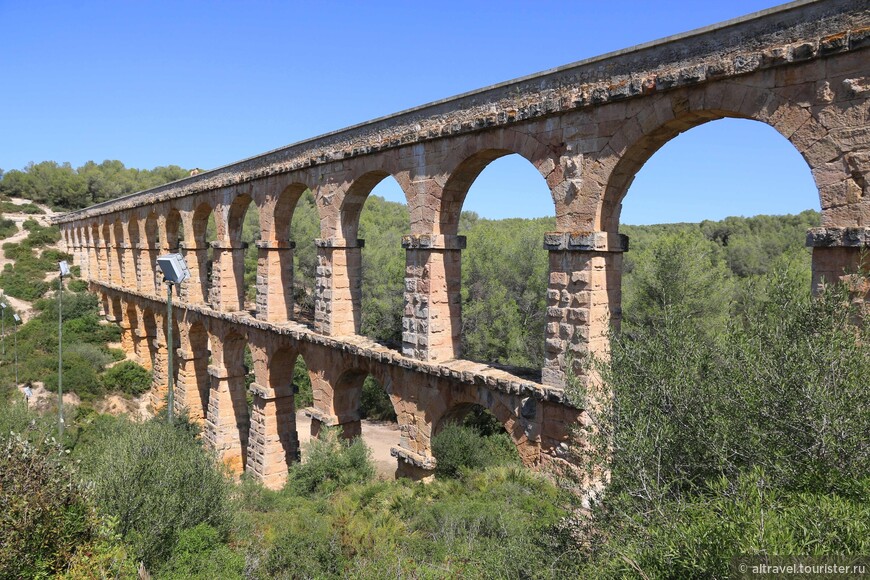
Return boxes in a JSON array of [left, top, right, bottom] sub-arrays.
[[53, 0, 870, 488]]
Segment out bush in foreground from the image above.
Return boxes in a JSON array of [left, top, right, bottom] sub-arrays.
[[102, 360, 152, 396], [287, 427, 375, 495], [0, 432, 98, 577], [83, 416, 233, 568], [569, 270, 870, 576]]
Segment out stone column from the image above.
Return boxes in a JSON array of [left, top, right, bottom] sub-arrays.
[[313, 238, 363, 336], [95, 241, 108, 281], [401, 234, 464, 362], [180, 242, 209, 304], [304, 407, 362, 440], [246, 381, 299, 489], [109, 244, 123, 285], [204, 365, 250, 475], [137, 246, 160, 295], [209, 241, 248, 313], [542, 232, 627, 388], [119, 243, 134, 288], [175, 347, 210, 423], [85, 243, 96, 281], [807, 227, 870, 300], [255, 240, 295, 323], [132, 327, 148, 368], [119, 318, 134, 354], [131, 245, 144, 291], [149, 334, 169, 411]]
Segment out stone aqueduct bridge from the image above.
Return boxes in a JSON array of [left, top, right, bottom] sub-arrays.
[[54, 0, 869, 488]]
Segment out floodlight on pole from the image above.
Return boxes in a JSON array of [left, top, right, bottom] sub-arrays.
[[156, 253, 190, 424], [13, 313, 20, 389], [58, 261, 69, 439], [1, 300, 6, 357]]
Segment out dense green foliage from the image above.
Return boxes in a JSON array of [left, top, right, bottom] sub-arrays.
[[0, 402, 136, 579], [81, 416, 233, 568], [432, 415, 520, 477], [0, 160, 189, 210], [567, 267, 870, 576], [0, 200, 44, 214], [0, 221, 67, 301], [287, 428, 376, 495], [0, 216, 16, 238], [102, 360, 152, 397]]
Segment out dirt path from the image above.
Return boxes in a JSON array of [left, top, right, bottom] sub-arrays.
[[295, 410, 402, 480], [1, 199, 65, 322]]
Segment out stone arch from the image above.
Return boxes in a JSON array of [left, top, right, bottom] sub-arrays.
[[165, 207, 183, 251], [226, 193, 253, 245], [112, 218, 125, 284], [143, 212, 160, 294], [433, 393, 536, 465], [125, 302, 144, 366], [596, 83, 839, 232], [339, 171, 406, 241], [270, 182, 311, 242], [435, 130, 557, 236], [99, 221, 112, 281], [190, 202, 215, 304], [205, 327, 251, 474], [183, 319, 211, 420], [141, 306, 158, 372]]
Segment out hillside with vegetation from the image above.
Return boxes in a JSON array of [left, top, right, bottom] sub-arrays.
[[1, 161, 868, 577]]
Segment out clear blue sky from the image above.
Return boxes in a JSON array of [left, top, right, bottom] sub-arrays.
[[0, 0, 819, 225]]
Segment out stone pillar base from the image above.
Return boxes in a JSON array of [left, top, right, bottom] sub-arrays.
[[542, 232, 627, 388], [314, 239, 363, 336], [401, 234, 464, 363], [255, 241, 295, 323]]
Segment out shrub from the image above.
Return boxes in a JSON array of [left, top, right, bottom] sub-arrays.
[[261, 505, 345, 578], [68, 278, 88, 292], [288, 427, 375, 495], [360, 374, 396, 421], [83, 417, 233, 567], [44, 352, 105, 402], [103, 360, 152, 396], [158, 523, 244, 579], [431, 415, 520, 479], [0, 265, 49, 300], [0, 432, 99, 577], [566, 270, 870, 575], [0, 216, 17, 238]]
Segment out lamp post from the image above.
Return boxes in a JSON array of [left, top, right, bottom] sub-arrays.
[[13, 313, 20, 389], [156, 253, 190, 424], [1, 300, 6, 358], [58, 260, 70, 439]]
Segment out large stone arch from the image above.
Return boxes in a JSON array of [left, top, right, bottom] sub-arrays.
[[430, 387, 540, 466], [595, 81, 841, 232], [435, 128, 559, 236], [205, 326, 250, 474]]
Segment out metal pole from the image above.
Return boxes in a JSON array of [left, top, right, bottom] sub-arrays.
[[58, 275, 64, 439], [1, 306, 5, 357], [167, 281, 174, 424], [13, 317, 18, 388]]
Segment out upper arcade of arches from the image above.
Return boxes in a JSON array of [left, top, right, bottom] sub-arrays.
[[51, 1, 868, 236]]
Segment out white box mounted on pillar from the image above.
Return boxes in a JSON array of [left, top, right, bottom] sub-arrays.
[[157, 253, 190, 285]]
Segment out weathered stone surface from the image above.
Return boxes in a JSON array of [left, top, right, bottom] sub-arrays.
[[52, 0, 870, 488]]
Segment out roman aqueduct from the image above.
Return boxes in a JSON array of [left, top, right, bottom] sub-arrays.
[[53, 0, 869, 488]]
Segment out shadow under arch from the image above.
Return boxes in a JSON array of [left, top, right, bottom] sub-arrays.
[[190, 202, 215, 304], [185, 319, 211, 421], [432, 397, 530, 464]]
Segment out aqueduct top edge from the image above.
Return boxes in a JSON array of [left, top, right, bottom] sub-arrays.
[[52, 0, 868, 224]]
